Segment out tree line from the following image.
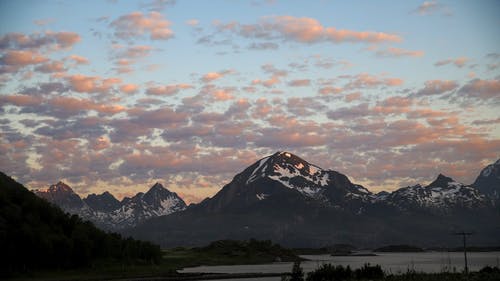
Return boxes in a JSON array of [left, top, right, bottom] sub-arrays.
[[0, 172, 162, 277]]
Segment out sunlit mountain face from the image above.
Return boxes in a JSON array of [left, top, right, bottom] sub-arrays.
[[1, 1, 499, 211]]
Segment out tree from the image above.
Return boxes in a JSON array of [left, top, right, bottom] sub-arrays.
[[290, 261, 304, 281]]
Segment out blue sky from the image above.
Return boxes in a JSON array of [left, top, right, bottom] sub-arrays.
[[1, 0, 499, 202]]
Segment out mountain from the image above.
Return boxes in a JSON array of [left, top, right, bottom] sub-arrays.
[[381, 174, 488, 213], [106, 183, 187, 229], [473, 159, 500, 200], [0, 171, 161, 276], [34, 181, 93, 219], [34, 182, 186, 230], [201, 151, 373, 214], [84, 191, 121, 212], [127, 152, 500, 248]]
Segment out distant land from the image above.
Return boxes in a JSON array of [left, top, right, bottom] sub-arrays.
[[31, 151, 500, 248]]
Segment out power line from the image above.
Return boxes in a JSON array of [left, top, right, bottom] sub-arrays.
[[453, 232, 473, 275]]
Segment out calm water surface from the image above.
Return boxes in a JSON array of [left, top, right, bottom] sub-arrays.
[[180, 252, 500, 280]]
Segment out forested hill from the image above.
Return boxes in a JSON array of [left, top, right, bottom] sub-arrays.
[[0, 172, 162, 277]]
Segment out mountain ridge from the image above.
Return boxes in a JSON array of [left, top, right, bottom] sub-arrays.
[[34, 181, 187, 230], [126, 152, 500, 248], [29, 151, 500, 247]]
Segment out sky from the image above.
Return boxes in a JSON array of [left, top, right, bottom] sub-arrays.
[[0, 0, 499, 203]]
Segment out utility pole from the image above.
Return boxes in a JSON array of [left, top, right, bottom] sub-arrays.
[[453, 232, 472, 275]]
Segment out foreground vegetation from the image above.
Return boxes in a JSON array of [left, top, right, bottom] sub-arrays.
[[287, 262, 500, 281], [0, 172, 162, 278]]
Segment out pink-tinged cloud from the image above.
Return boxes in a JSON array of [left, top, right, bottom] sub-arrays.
[[48, 96, 126, 115], [252, 76, 281, 88], [458, 79, 500, 101], [202, 72, 222, 82], [110, 11, 173, 40], [215, 15, 401, 45], [269, 16, 401, 44], [33, 18, 55, 26], [124, 45, 153, 58], [434, 57, 469, 68], [120, 84, 139, 94], [146, 83, 192, 95], [68, 55, 89, 64], [288, 79, 311, 87], [415, 80, 458, 96], [343, 73, 403, 89], [255, 127, 327, 148], [1, 50, 48, 66], [200, 70, 234, 83], [375, 47, 424, 58], [0, 31, 80, 51], [380, 96, 413, 107], [318, 86, 342, 95], [66, 74, 122, 94], [345, 92, 362, 102], [46, 31, 81, 49], [1, 94, 43, 106], [415, 1, 439, 15], [34, 60, 66, 73]]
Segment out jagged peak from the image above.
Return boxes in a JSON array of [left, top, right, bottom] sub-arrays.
[[427, 174, 455, 188], [148, 182, 168, 193], [48, 181, 73, 193]]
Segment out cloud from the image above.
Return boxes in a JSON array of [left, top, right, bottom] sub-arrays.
[[146, 83, 193, 95], [288, 79, 311, 87], [375, 47, 424, 58], [458, 79, 500, 102], [1, 94, 43, 106], [200, 69, 234, 83], [414, 1, 439, 15], [255, 127, 327, 148], [48, 96, 126, 116], [412, 1, 449, 16], [248, 42, 279, 50], [142, 0, 176, 12], [414, 80, 458, 96], [34, 60, 66, 73], [68, 55, 89, 64], [318, 86, 343, 95], [0, 31, 81, 51], [252, 64, 287, 88], [66, 74, 122, 94], [214, 15, 402, 45], [342, 73, 403, 89], [434, 57, 469, 68], [110, 11, 173, 40], [33, 18, 55, 26], [1, 50, 48, 66], [120, 84, 139, 94], [186, 19, 199, 26]]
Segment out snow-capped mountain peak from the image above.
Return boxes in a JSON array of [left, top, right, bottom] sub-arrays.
[[245, 151, 332, 197], [35, 181, 187, 230], [383, 174, 488, 212]]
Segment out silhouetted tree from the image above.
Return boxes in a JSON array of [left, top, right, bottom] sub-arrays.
[[290, 260, 304, 281]]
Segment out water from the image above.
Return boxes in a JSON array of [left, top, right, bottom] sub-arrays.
[[179, 252, 500, 280]]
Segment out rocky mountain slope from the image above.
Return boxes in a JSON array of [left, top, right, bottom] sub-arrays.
[[34, 182, 186, 230]]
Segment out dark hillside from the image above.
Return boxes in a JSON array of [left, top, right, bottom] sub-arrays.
[[0, 172, 161, 277]]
